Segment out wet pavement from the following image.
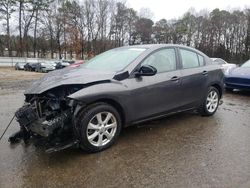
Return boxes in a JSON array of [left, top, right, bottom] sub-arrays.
[[0, 70, 250, 188]]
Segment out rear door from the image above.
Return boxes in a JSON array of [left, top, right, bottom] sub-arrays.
[[178, 48, 208, 108]]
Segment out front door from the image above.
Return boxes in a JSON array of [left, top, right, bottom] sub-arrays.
[[123, 48, 183, 122]]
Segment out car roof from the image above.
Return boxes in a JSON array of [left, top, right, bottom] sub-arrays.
[[124, 44, 194, 49], [119, 44, 209, 58]]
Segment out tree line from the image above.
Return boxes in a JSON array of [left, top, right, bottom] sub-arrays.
[[0, 0, 250, 63]]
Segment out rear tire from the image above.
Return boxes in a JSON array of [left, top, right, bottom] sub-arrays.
[[199, 86, 220, 116], [75, 103, 122, 153]]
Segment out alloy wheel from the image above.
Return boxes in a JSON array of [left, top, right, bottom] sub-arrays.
[[206, 90, 219, 113], [86, 112, 117, 147]]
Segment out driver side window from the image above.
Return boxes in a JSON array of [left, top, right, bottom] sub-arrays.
[[141, 48, 177, 73]]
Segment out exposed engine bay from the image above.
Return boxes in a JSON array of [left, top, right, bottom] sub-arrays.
[[9, 85, 84, 152]]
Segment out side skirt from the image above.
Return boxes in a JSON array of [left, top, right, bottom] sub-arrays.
[[130, 107, 197, 126]]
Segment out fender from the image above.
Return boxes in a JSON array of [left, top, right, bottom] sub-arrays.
[[68, 80, 130, 117]]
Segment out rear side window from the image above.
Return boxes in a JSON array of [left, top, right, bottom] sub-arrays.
[[180, 49, 199, 69], [198, 55, 205, 66], [141, 48, 177, 73]]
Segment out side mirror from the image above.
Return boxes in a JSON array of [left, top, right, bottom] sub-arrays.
[[135, 65, 157, 77]]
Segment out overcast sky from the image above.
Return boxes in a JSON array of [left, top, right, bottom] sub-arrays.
[[127, 0, 250, 21]]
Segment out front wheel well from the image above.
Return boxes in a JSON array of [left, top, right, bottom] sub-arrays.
[[90, 99, 126, 127]]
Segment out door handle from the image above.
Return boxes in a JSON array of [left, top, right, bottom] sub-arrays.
[[202, 71, 208, 75], [170, 76, 180, 81]]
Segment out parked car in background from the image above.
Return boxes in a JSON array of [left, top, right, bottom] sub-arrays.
[[211, 58, 237, 74], [55, 60, 75, 69], [9, 44, 224, 153], [24, 63, 38, 71], [35, 61, 57, 73], [224, 59, 250, 91], [68, 60, 84, 68], [211, 58, 236, 74], [24, 63, 31, 71], [15, 62, 26, 70]]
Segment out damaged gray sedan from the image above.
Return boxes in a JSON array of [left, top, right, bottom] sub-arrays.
[[9, 44, 224, 153]]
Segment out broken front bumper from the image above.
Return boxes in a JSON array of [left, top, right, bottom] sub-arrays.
[[9, 104, 79, 152], [15, 104, 71, 137]]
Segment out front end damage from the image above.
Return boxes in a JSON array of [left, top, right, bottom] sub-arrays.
[[9, 85, 84, 153]]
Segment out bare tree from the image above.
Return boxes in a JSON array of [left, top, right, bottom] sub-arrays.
[[245, 9, 250, 58], [16, 0, 37, 57], [83, 0, 95, 52], [17, 0, 24, 57], [139, 7, 154, 19], [135, 18, 154, 44], [126, 8, 138, 45], [1, 0, 250, 62], [32, 0, 53, 57], [0, 0, 16, 56], [42, 5, 55, 58]]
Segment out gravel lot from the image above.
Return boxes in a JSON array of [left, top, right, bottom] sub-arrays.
[[0, 68, 250, 188], [0, 67, 44, 90]]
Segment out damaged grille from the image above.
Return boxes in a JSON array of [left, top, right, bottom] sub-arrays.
[[15, 105, 38, 127], [10, 83, 85, 151], [12, 84, 84, 150], [29, 109, 71, 137], [15, 96, 73, 137]]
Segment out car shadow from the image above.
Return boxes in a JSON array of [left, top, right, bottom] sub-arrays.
[[46, 110, 200, 160]]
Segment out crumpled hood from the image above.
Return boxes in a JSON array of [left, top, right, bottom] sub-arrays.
[[228, 67, 250, 79], [25, 67, 115, 94]]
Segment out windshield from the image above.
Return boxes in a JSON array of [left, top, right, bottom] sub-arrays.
[[81, 47, 146, 71], [242, 60, 250, 68]]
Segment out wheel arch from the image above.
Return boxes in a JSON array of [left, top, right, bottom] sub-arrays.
[[210, 83, 223, 98], [89, 98, 126, 127]]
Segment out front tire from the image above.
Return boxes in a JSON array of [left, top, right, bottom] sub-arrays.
[[75, 103, 122, 153], [199, 86, 220, 116]]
